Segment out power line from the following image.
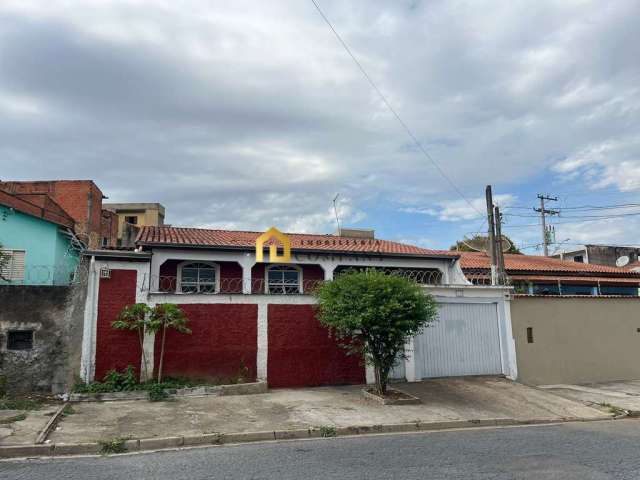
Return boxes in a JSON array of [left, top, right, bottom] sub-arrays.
[[309, 0, 482, 216]]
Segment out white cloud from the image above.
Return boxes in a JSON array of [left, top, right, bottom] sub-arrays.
[[553, 137, 640, 191], [0, 0, 638, 243], [404, 194, 516, 222]]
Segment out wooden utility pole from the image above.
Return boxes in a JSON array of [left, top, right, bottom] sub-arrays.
[[534, 194, 559, 256], [485, 186, 497, 285]]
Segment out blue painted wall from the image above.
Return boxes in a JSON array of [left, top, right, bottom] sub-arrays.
[[0, 205, 79, 285]]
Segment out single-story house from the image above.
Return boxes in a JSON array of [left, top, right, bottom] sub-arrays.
[[460, 252, 640, 296], [80, 226, 517, 388]]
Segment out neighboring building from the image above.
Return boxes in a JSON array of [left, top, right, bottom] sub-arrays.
[[460, 252, 640, 296], [0, 189, 81, 285], [553, 244, 640, 268], [103, 203, 165, 244], [80, 226, 517, 388], [0, 180, 116, 249], [100, 209, 119, 248]]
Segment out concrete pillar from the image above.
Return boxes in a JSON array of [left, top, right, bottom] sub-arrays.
[[404, 337, 417, 382], [322, 262, 338, 281], [240, 254, 256, 294], [256, 302, 268, 381]]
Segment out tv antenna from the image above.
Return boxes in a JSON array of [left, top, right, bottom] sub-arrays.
[[333, 193, 342, 234]]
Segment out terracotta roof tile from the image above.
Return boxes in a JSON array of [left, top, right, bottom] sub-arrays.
[[459, 251, 640, 277], [136, 226, 458, 258]]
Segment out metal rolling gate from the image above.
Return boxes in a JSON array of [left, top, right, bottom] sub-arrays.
[[414, 301, 503, 378]]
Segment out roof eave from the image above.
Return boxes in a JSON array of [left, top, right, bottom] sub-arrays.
[[136, 242, 459, 260]]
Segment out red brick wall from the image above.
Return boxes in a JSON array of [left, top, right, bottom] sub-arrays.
[[153, 304, 258, 381], [0, 180, 104, 248], [100, 210, 118, 248], [267, 304, 365, 388], [94, 269, 141, 380]]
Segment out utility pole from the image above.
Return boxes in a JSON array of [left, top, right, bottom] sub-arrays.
[[485, 185, 497, 284], [534, 194, 559, 256], [494, 205, 506, 284]]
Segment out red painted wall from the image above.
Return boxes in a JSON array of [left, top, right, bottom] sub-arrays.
[[158, 260, 243, 293], [267, 305, 365, 388], [153, 304, 258, 382], [94, 269, 141, 380]]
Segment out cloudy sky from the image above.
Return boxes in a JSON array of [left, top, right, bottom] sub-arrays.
[[1, 0, 639, 253]]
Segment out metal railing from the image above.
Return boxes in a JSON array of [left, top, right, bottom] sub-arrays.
[[0, 263, 88, 286], [144, 268, 446, 295]]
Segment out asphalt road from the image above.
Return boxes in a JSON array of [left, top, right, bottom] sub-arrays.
[[2, 420, 640, 480]]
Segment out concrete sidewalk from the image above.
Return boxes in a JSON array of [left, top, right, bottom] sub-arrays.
[[540, 380, 640, 412], [45, 377, 607, 446]]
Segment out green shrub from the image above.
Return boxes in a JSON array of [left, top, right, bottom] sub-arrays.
[[148, 383, 169, 402]]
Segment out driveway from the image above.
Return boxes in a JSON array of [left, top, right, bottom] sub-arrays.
[[540, 380, 640, 412], [45, 377, 607, 445]]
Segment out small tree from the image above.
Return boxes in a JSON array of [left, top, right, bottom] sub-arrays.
[[112, 304, 151, 381], [315, 270, 438, 396], [148, 304, 191, 383]]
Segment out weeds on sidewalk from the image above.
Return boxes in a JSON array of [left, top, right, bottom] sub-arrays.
[[319, 426, 337, 438], [598, 402, 627, 416], [0, 396, 42, 411], [98, 437, 129, 455], [61, 404, 76, 417], [0, 413, 27, 424]]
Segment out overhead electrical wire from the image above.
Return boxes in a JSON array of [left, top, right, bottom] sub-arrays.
[[309, 0, 482, 217]]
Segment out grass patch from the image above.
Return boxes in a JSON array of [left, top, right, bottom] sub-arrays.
[[598, 402, 627, 416], [0, 396, 42, 411], [98, 437, 129, 455], [319, 425, 337, 438], [0, 413, 27, 424], [61, 404, 76, 416]]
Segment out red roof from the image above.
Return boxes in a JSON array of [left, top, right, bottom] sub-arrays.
[[460, 252, 640, 277], [136, 226, 458, 258], [0, 189, 75, 229]]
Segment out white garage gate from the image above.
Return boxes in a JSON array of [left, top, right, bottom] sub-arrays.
[[414, 301, 504, 379]]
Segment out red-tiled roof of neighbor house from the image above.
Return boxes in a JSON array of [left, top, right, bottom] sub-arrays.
[[459, 252, 640, 277], [136, 226, 459, 258], [508, 275, 640, 285], [622, 261, 640, 271], [0, 189, 75, 229]]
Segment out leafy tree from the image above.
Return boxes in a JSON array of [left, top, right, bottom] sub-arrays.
[[314, 270, 438, 396], [450, 235, 522, 254], [112, 304, 152, 381], [148, 304, 191, 383]]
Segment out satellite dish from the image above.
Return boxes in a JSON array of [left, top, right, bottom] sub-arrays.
[[616, 255, 630, 267], [461, 235, 512, 253]]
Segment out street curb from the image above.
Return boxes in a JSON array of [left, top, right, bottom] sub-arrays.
[[0, 415, 614, 459]]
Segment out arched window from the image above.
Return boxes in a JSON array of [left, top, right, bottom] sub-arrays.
[[178, 262, 219, 294], [266, 265, 302, 294]]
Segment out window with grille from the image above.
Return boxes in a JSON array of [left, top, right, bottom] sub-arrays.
[[266, 265, 301, 294], [178, 262, 218, 293], [0, 250, 25, 281]]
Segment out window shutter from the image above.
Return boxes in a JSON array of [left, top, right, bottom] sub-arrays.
[[1, 250, 26, 281]]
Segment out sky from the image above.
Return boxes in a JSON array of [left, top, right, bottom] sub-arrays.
[[1, 0, 639, 254]]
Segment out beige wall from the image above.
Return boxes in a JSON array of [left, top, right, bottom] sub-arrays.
[[512, 296, 640, 385]]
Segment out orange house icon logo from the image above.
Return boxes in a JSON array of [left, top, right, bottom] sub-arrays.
[[255, 227, 291, 263]]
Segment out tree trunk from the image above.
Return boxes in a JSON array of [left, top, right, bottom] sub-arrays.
[[157, 324, 167, 383], [138, 327, 149, 382], [374, 365, 383, 396]]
